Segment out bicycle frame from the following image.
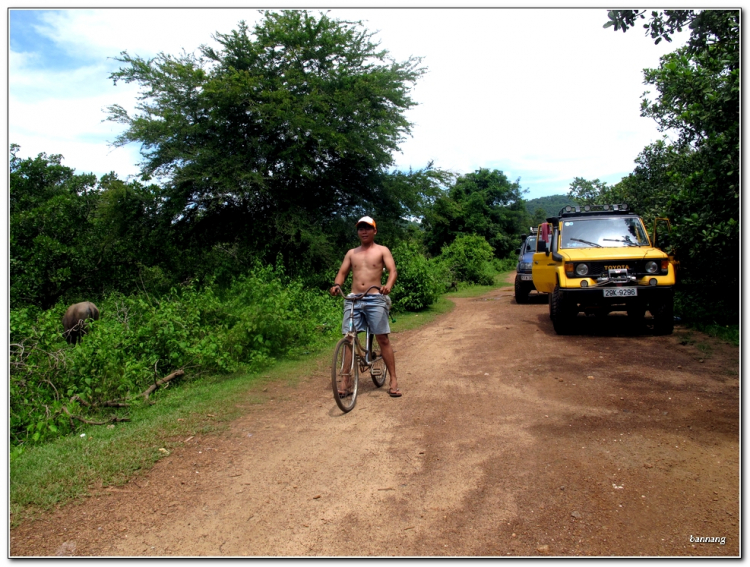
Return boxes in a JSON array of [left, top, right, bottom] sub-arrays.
[[344, 294, 377, 366]]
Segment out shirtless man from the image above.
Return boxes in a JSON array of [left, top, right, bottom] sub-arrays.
[[329, 216, 401, 397]]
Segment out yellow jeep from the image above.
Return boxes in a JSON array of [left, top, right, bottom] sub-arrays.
[[531, 204, 676, 335]]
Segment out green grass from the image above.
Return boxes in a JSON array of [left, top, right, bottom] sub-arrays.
[[10, 271, 515, 526], [443, 271, 514, 299], [687, 322, 739, 346]]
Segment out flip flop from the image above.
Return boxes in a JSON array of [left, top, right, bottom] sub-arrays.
[[388, 388, 402, 398]]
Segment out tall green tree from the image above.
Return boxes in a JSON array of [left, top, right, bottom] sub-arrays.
[[106, 10, 426, 271], [603, 9, 739, 322], [422, 168, 527, 258], [10, 144, 179, 309], [10, 145, 98, 309]]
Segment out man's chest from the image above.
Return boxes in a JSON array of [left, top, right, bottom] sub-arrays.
[[351, 249, 384, 269]]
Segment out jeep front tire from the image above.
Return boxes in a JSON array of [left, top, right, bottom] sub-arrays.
[[549, 284, 574, 334], [515, 275, 530, 304], [651, 299, 675, 335]]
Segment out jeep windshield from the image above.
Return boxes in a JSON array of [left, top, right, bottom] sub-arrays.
[[560, 217, 650, 249], [525, 237, 537, 253]]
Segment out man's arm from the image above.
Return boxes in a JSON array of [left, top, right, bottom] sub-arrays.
[[380, 246, 397, 295], [330, 251, 353, 296]]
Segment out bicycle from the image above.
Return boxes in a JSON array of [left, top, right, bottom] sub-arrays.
[[331, 284, 389, 413]]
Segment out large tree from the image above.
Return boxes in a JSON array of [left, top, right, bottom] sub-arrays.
[[106, 10, 426, 268], [603, 9, 739, 322]]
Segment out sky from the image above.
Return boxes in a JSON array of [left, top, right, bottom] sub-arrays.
[[7, 4, 693, 200]]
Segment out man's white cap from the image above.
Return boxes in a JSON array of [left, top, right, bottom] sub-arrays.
[[356, 216, 376, 229]]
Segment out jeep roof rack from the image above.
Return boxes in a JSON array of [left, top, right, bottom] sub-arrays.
[[558, 204, 633, 217]]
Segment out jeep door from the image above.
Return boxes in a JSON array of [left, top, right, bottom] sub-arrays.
[[531, 223, 558, 293]]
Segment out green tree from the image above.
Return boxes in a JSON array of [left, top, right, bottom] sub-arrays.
[[423, 168, 526, 258], [10, 144, 182, 308], [603, 9, 739, 323], [10, 145, 98, 308], [567, 177, 613, 207], [531, 207, 548, 226], [106, 10, 426, 271]]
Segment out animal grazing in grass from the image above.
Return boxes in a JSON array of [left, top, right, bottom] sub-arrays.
[[62, 301, 100, 344]]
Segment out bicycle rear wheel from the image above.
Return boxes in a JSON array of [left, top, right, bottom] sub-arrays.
[[369, 339, 388, 388], [332, 338, 358, 412]]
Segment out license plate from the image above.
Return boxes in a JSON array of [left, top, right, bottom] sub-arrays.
[[520, 274, 533, 281], [603, 288, 637, 297]]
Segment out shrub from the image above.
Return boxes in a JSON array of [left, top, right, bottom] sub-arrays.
[[493, 254, 518, 273], [389, 242, 441, 311], [436, 234, 496, 286], [9, 264, 341, 447]]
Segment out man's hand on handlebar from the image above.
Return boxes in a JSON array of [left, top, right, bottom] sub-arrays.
[[329, 283, 342, 297]]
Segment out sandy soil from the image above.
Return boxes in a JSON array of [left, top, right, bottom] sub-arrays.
[[10, 275, 740, 557]]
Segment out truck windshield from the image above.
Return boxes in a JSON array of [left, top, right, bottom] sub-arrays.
[[525, 237, 537, 253], [560, 217, 650, 249]]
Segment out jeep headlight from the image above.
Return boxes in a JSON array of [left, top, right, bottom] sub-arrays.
[[575, 263, 589, 276], [645, 261, 659, 274], [519, 262, 532, 271]]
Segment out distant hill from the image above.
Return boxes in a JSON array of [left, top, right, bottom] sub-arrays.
[[525, 194, 578, 217]]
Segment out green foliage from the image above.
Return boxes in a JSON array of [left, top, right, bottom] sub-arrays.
[[423, 168, 527, 258], [10, 145, 183, 309], [599, 9, 739, 324], [493, 254, 518, 273], [10, 145, 98, 309], [9, 264, 341, 447], [567, 178, 612, 207], [389, 241, 442, 312], [434, 234, 496, 287]]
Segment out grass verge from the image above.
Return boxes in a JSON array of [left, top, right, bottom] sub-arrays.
[[10, 273, 514, 526], [686, 322, 739, 346]]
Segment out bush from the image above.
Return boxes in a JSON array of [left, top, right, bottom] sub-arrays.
[[9, 264, 341, 447], [435, 234, 496, 286], [493, 254, 518, 273], [389, 242, 442, 311]]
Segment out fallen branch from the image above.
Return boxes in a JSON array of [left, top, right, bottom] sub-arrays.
[[70, 395, 128, 408], [61, 406, 131, 426], [141, 369, 185, 401]]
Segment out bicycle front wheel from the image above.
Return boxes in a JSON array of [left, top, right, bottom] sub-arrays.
[[332, 338, 358, 412]]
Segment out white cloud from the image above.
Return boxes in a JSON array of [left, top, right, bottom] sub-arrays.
[[9, 7, 689, 196]]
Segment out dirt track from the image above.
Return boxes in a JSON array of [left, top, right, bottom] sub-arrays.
[[10, 275, 740, 557]]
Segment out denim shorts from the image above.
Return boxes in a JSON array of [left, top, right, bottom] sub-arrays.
[[342, 294, 391, 335]]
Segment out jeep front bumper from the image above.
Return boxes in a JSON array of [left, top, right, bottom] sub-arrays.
[[558, 285, 673, 308]]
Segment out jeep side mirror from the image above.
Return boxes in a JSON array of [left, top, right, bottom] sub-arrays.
[[515, 248, 521, 254], [538, 242, 548, 254]]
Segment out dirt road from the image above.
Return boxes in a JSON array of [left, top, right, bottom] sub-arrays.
[[11, 276, 740, 557]]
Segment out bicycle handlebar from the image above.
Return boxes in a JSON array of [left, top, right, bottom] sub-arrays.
[[331, 284, 383, 299]]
